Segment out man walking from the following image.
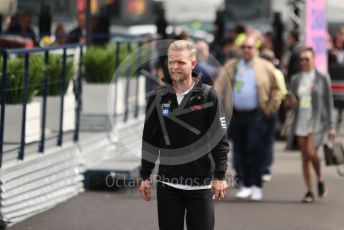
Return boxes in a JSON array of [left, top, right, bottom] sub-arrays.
[[194, 40, 217, 85], [214, 37, 282, 201], [139, 40, 229, 230]]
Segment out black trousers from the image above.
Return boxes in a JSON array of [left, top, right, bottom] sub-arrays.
[[230, 110, 267, 188], [157, 182, 214, 230]]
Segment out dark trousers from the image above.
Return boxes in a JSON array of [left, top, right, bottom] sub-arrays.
[[228, 127, 242, 186], [262, 113, 277, 174], [231, 110, 267, 188], [157, 182, 214, 230]]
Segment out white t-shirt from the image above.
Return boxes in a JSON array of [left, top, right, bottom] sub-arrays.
[[161, 82, 212, 190], [295, 70, 316, 136]]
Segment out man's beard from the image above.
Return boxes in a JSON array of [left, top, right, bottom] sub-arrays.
[[170, 73, 188, 83]]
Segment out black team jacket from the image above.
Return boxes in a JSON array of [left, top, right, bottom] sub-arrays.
[[140, 76, 229, 186]]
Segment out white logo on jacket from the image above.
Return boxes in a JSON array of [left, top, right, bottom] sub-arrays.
[[220, 117, 227, 129]]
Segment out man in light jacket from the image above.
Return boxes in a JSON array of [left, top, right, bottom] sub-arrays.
[[214, 36, 283, 201]]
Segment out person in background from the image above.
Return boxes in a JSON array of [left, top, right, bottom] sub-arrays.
[[260, 49, 287, 182], [283, 29, 302, 84], [234, 24, 247, 47], [331, 27, 344, 64], [193, 40, 217, 85], [286, 47, 336, 203], [214, 37, 282, 201], [213, 36, 241, 66], [328, 29, 344, 127], [67, 11, 86, 44], [261, 31, 274, 52], [3, 15, 16, 32], [326, 32, 338, 66], [54, 24, 67, 46], [155, 9, 168, 39], [6, 11, 37, 45]]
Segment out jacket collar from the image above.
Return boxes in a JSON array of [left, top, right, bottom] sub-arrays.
[[192, 75, 203, 93], [161, 75, 203, 96], [292, 69, 322, 92]]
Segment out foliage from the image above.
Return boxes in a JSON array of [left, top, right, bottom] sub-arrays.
[[83, 44, 116, 83], [43, 54, 74, 96], [0, 54, 45, 104], [83, 42, 145, 83]]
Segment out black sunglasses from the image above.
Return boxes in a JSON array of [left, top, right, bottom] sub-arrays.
[[299, 57, 310, 62], [241, 45, 254, 50]]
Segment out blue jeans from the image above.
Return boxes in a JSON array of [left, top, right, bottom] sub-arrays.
[[230, 110, 267, 188]]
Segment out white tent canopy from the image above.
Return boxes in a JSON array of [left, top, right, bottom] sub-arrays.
[[164, 0, 224, 23], [327, 0, 344, 23]]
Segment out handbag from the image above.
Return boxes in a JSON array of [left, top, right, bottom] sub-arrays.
[[323, 141, 344, 176]]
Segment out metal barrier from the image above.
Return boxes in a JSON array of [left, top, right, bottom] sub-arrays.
[[0, 34, 158, 168], [111, 36, 155, 125], [83, 36, 157, 188], [0, 44, 84, 167]]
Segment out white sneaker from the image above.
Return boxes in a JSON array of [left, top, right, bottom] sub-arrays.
[[236, 187, 252, 199], [262, 174, 272, 182], [251, 186, 263, 201]]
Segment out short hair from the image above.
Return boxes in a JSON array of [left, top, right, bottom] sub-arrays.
[[221, 36, 235, 46], [20, 11, 32, 19], [289, 29, 299, 42], [195, 40, 209, 60], [168, 40, 196, 60], [235, 24, 246, 34], [300, 47, 315, 57]]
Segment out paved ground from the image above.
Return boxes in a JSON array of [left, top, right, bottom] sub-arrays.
[[8, 137, 344, 230]]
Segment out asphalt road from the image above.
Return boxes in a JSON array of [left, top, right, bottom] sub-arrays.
[[9, 140, 344, 230]]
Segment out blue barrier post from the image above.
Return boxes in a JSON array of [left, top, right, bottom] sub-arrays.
[[74, 46, 83, 142], [113, 41, 120, 124], [124, 42, 131, 122], [0, 44, 83, 164], [0, 53, 8, 167], [134, 41, 142, 118], [57, 48, 67, 146], [145, 41, 153, 100], [39, 51, 50, 153], [18, 54, 30, 160]]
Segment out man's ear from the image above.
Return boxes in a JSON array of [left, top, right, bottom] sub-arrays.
[[191, 59, 196, 69]]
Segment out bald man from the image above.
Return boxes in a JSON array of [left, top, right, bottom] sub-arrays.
[[214, 37, 282, 201]]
